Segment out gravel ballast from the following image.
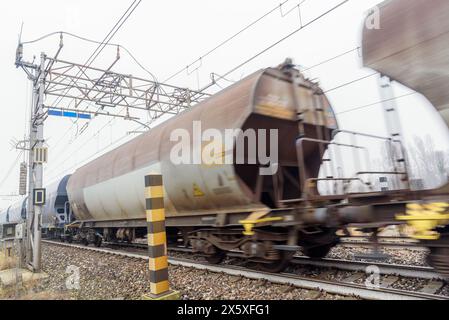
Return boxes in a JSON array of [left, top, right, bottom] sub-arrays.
[[21, 243, 350, 300], [325, 246, 429, 267]]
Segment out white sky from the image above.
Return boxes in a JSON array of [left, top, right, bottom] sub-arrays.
[[1, 0, 448, 209]]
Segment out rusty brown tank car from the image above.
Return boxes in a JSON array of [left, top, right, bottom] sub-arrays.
[[66, 61, 340, 269], [68, 63, 337, 222]]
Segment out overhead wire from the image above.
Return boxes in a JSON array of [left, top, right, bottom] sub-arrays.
[[324, 72, 378, 93], [51, 0, 143, 131], [0, 151, 24, 191], [336, 92, 417, 115], [50, 0, 142, 110], [162, 0, 296, 83], [191, 0, 351, 96], [22, 30, 158, 82], [35, 1, 144, 161], [301, 47, 361, 72]]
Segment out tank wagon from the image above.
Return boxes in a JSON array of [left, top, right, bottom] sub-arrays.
[[0, 207, 12, 239], [1, 197, 27, 225], [0, 198, 27, 239], [41, 175, 72, 239], [66, 61, 343, 270]]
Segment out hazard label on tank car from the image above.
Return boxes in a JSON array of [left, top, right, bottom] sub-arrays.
[[193, 184, 205, 197]]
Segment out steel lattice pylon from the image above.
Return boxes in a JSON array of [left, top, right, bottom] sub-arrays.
[[43, 57, 210, 124]]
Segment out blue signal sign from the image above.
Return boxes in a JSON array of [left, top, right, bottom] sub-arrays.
[[48, 109, 91, 120]]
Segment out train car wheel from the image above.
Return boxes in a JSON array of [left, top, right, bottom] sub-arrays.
[[205, 249, 226, 264], [257, 252, 292, 273], [428, 247, 449, 280], [82, 238, 89, 246], [94, 236, 103, 248], [427, 231, 449, 280]]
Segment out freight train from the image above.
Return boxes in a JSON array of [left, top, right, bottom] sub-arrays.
[[1, 0, 448, 277]]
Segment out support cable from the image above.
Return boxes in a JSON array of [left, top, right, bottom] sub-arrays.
[[192, 0, 350, 97], [36, 1, 143, 153], [0, 151, 24, 191], [336, 92, 417, 115], [163, 0, 297, 83]]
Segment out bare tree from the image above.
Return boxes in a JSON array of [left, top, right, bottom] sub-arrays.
[[407, 135, 449, 189]]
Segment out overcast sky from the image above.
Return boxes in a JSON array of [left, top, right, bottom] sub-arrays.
[[1, 0, 448, 209]]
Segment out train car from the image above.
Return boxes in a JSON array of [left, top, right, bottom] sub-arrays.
[[42, 175, 72, 239], [0, 207, 15, 239], [66, 61, 341, 270], [63, 59, 449, 276], [0, 207, 11, 239], [363, 0, 449, 277], [0, 197, 27, 239]]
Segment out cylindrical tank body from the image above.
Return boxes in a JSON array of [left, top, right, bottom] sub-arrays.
[[67, 65, 338, 223], [42, 175, 71, 228], [5, 197, 27, 224]]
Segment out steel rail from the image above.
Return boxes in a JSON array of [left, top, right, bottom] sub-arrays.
[[291, 256, 442, 280], [167, 247, 440, 280]]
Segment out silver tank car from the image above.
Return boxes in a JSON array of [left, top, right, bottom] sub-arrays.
[[0, 197, 27, 225], [42, 175, 71, 230], [67, 63, 338, 224]]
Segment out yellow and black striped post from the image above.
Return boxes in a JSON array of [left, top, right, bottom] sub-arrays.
[[143, 174, 180, 300]]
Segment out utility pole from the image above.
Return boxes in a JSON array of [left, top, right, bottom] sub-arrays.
[[15, 49, 47, 272], [24, 53, 46, 272]]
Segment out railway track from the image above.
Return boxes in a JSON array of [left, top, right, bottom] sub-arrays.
[[167, 247, 441, 280], [42, 240, 449, 300], [290, 256, 442, 280], [97, 241, 442, 281], [339, 238, 426, 250]]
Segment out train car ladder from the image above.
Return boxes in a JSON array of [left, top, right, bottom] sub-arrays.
[[378, 75, 410, 189]]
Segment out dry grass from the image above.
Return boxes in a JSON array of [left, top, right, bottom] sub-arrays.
[[0, 251, 17, 271], [0, 274, 69, 300], [0, 250, 68, 300]]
